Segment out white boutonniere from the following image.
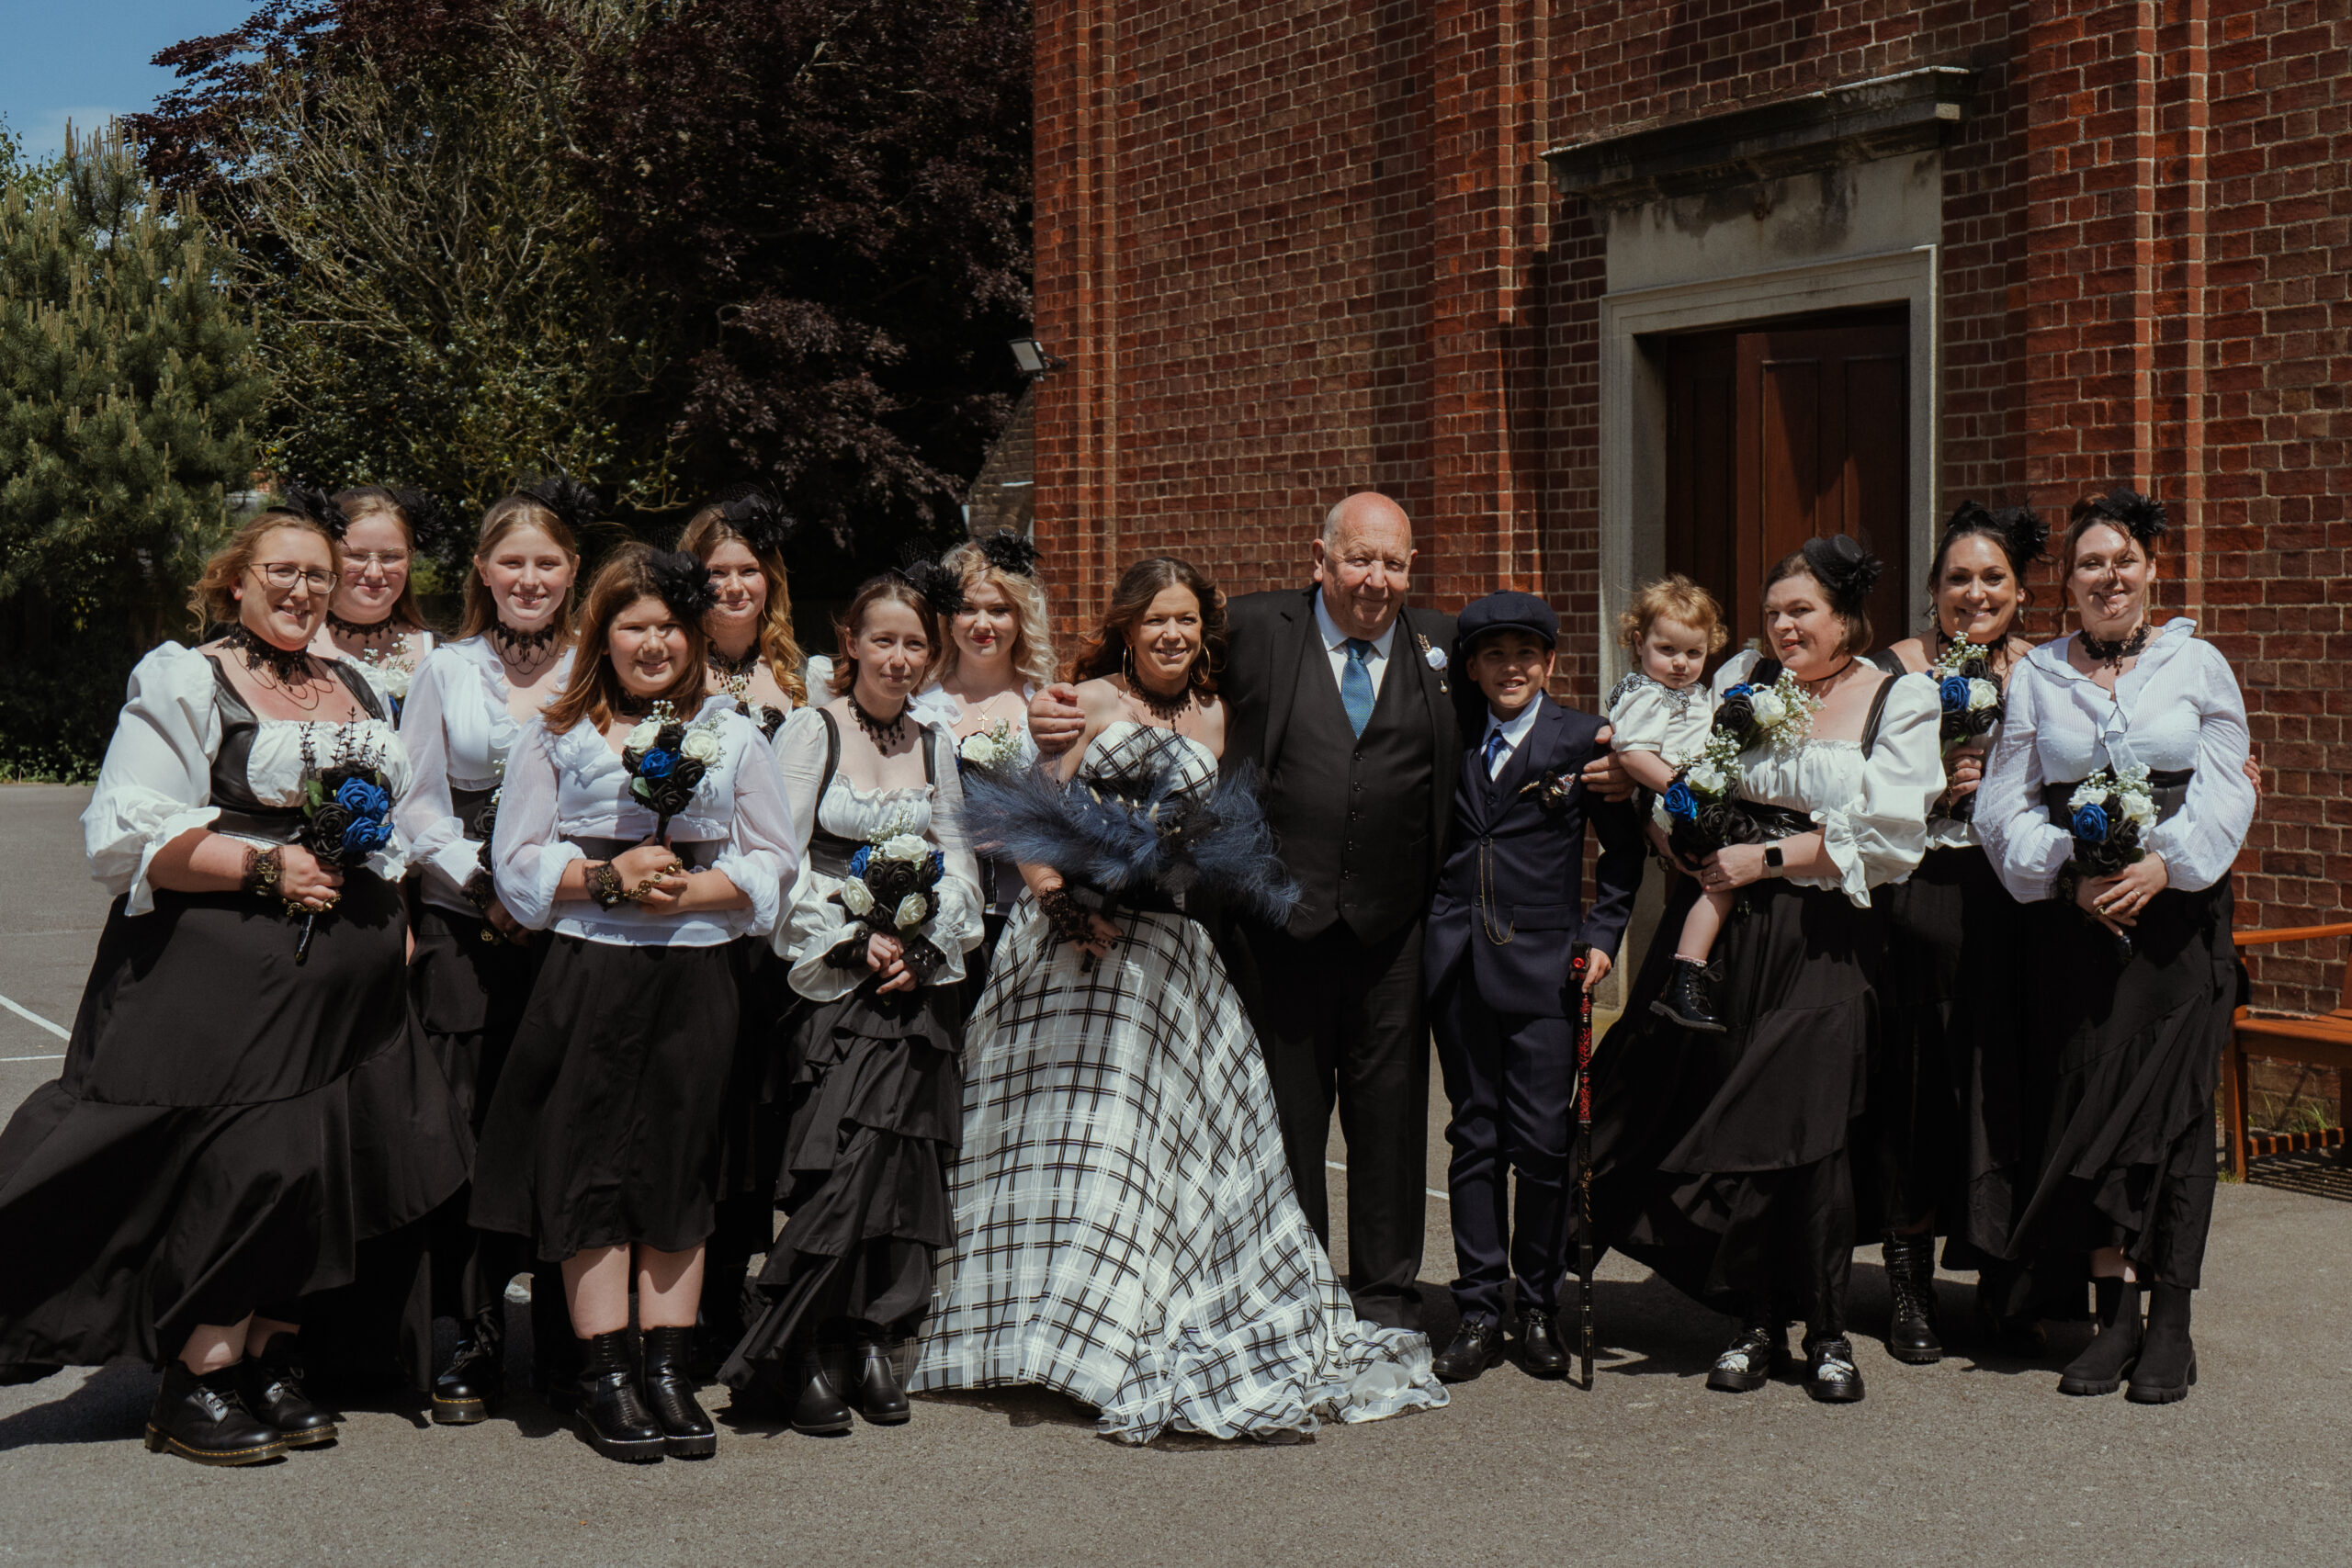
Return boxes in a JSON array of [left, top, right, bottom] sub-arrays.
[[1414, 630, 1449, 694]]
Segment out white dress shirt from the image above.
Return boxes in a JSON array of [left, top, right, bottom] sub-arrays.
[[1312, 592, 1397, 701], [1479, 701, 1544, 778]]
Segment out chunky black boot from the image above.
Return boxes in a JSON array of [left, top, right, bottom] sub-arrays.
[[431, 1303, 503, 1426], [237, 1333, 338, 1448], [1651, 958, 1726, 1033], [2126, 1282, 2197, 1404], [1802, 1333, 1866, 1403], [788, 1348, 854, 1437], [851, 1337, 910, 1426], [2056, 1277, 2142, 1396], [639, 1325, 717, 1458], [1705, 1316, 1786, 1393], [145, 1361, 288, 1467], [1882, 1232, 1944, 1365], [571, 1331, 664, 1462]]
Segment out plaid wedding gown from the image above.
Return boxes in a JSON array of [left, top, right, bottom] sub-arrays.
[[910, 723, 1447, 1442]]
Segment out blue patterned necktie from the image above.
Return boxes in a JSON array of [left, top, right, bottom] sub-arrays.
[[1485, 728, 1510, 778], [1341, 638, 1376, 738]]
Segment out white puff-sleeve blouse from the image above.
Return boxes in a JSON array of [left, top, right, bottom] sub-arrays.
[[1605, 671, 1716, 766], [772, 705, 986, 1002], [489, 693, 797, 947], [395, 637, 576, 917], [1978, 618, 2255, 902], [83, 641, 413, 914], [1712, 649, 1943, 908]]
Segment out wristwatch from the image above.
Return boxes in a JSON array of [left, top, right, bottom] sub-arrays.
[[1763, 844, 1784, 875]]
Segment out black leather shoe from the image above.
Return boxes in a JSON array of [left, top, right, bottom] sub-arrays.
[[431, 1305, 503, 1426], [852, 1339, 910, 1426], [1651, 958, 1727, 1033], [2057, 1278, 2142, 1396], [639, 1325, 717, 1457], [1431, 1319, 1506, 1383], [1882, 1231, 1944, 1365], [238, 1333, 338, 1448], [1803, 1335, 1866, 1403], [2125, 1282, 2196, 1404], [145, 1361, 287, 1467], [572, 1331, 664, 1462], [789, 1349, 854, 1436], [1705, 1320, 1785, 1393], [1516, 1309, 1569, 1378]]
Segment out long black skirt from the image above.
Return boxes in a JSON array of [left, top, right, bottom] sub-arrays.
[[0, 875, 470, 1370], [700, 938, 795, 1338], [1579, 877, 1879, 1337], [1992, 882, 2233, 1304], [469, 935, 738, 1261], [718, 981, 964, 1389], [1866, 845, 2028, 1265]]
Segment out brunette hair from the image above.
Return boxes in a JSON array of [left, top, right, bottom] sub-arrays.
[[2064, 488, 2168, 567], [333, 485, 435, 633], [1762, 549, 1874, 658], [934, 539, 1056, 691], [187, 506, 344, 631], [826, 576, 944, 698], [678, 502, 808, 706], [458, 491, 585, 641], [1617, 574, 1728, 654], [1068, 557, 1227, 695], [541, 543, 709, 734], [1927, 500, 2047, 619]]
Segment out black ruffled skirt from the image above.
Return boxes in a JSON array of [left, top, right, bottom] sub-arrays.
[[0, 876, 470, 1371], [469, 935, 738, 1261], [719, 981, 964, 1388], [1580, 877, 1879, 1334], [1992, 882, 2233, 1303]]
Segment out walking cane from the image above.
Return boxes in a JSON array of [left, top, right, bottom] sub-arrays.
[[1573, 947, 1596, 1391]]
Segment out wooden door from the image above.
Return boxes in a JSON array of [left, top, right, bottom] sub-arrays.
[[1662, 316, 1908, 658]]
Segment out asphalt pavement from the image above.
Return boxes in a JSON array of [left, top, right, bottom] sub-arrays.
[[0, 784, 2344, 1567]]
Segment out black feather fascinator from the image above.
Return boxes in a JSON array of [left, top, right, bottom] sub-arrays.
[[2074, 488, 2168, 547], [1940, 499, 2050, 570], [278, 481, 350, 540], [717, 489, 797, 558], [1799, 533, 1883, 615], [648, 549, 718, 623], [890, 553, 968, 618], [974, 529, 1040, 579], [523, 473, 603, 536]]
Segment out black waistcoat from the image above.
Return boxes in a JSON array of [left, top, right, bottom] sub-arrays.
[[1265, 638, 1434, 943]]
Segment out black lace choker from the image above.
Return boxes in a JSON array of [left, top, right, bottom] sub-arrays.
[[1131, 679, 1192, 725], [849, 693, 908, 747], [327, 609, 396, 642], [708, 644, 762, 679], [2080, 623, 2150, 667], [225, 625, 322, 687], [492, 621, 560, 658]]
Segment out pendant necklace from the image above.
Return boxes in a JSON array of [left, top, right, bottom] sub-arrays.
[[1131, 679, 1191, 728], [226, 625, 325, 698], [850, 694, 908, 748]]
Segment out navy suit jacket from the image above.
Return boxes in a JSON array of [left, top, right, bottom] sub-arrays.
[[1423, 694, 1644, 1020]]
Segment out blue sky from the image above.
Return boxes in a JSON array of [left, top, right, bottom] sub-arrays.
[[1, 2, 259, 157]]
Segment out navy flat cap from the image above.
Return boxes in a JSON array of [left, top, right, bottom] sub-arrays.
[[1456, 590, 1558, 649]]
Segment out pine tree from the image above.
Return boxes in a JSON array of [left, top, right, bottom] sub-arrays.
[[0, 123, 265, 777]]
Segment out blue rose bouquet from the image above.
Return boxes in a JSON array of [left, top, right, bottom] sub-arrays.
[[290, 762, 396, 964], [620, 702, 724, 845], [1930, 640, 2005, 823], [2065, 765, 2157, 879], [1661, 667, 1817, 861]]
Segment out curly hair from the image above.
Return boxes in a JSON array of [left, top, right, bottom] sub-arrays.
[[1068, 557, 1227, 696], [827, 577, 944, 698], [678, 502, 808, 706], [1616, 574, 1728, 654], [187, 507, 345, 631], [541, 543, 710, 735], [933, 539, 1056, 691]]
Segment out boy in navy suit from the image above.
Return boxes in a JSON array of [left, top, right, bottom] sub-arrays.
[[1425, 591, 1643, 1382]]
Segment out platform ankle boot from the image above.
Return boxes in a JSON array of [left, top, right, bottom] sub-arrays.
[[2056, 1276, 2142, 1396], [639, 1325, 717, 1458], [1651, 958, 1726, 1033], [432, 1302, 504, 1426], [237, 1332, 339, 1448], [1882, 1231, 1944, 1364], [571, 1330, 664, 1462], [145, 1361, 288, 1467], [851, 1334, 910, 1425], [2125, 1282, 2197, 1404]]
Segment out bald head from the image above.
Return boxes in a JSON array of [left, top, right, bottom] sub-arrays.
[[1312, 491, 1417, 640]]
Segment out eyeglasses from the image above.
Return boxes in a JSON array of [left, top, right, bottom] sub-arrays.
[[251, 562, 341, 593], [344, 550, 410, 570]]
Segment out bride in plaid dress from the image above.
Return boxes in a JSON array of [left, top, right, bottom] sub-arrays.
[[912, 558, 1446, 1443]]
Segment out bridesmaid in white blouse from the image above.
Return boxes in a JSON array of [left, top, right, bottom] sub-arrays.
[[310, 486, 442, 711], [1978, 490, 2256, 1406]]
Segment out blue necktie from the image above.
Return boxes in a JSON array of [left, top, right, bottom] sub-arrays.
[[1341, 638, 1376, 738], [1485, 729, 1510, 778]]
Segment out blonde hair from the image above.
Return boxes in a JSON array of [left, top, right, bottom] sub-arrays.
[[188, 509, 344, 630], [1618, 574, 1728, 654], [934, 541, 1055, 691], [677, 503, 809, 706], [458, 493, 582, 642]]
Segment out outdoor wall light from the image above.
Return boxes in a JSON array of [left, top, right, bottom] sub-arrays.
[[1009, 337, 1068, 378]]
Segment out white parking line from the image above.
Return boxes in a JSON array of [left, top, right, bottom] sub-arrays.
[[1328, 1158, 1448, 1203], [0, 993, 69, 1041], [1, 1055, 64, 1063]]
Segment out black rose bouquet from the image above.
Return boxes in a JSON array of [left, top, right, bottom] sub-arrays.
[[2064, 765, 2157, 879], [1931, 639, 2005, 823], [620, 702, 725, 845], [288, 761, 396, 964], [1659, 667, 1817, 862], [828, 829, 951, 983]]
